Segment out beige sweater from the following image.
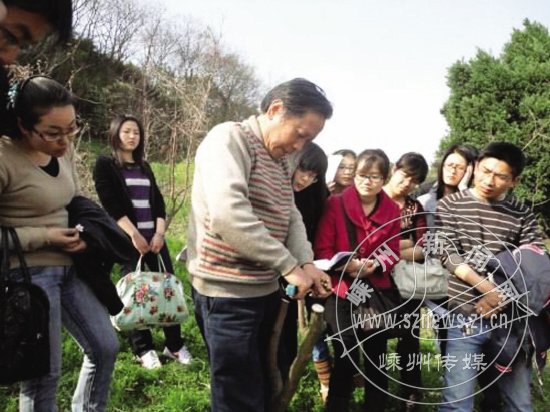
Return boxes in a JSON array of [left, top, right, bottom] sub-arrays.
[[187, 116, 314, 298], [0, 136, 80, 267]]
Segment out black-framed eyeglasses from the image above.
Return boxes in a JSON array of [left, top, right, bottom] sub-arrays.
[[355, 174, 383, 183], [33, 118, 83, 142], [443, 162, 466, 172]]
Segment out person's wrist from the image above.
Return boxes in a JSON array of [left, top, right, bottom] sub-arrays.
[[282, 265, 299, 277], [154, 232, 165, 239]]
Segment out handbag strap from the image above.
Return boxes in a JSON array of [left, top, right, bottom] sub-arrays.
[[157, 254, 168, 273], [339, 197, 358, 250], [1, 227, 7, 285], [134, 255, 144, 276], [133, 254, 169, 275], [1, 227, 32, 284]]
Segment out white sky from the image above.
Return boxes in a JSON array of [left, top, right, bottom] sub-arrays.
[[161, 0, 550, 164]]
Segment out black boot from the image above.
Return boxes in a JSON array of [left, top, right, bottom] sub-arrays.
[[325, 395, 350, 412]]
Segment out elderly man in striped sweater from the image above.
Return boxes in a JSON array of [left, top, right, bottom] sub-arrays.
[[187, 78, 333, 412], [436, 142, 545, 412]]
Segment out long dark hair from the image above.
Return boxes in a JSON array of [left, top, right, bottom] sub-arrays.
[[5, 75, 75, 139], [436, 144, 478, 200], [108, 114, 145, 168], [294, 143, 329, 242], [297, 142, 328, 180]]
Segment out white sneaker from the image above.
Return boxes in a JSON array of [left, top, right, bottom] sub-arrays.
[[163, 345, 192, 365], [139, 350, 162, 369]]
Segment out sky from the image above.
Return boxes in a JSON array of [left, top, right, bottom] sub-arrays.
[[161, 0, 550, 164]]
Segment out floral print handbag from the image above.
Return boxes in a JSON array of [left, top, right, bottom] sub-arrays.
[[111, 255, 188, 331]]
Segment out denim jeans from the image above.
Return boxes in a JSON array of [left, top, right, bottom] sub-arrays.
[[193, 288, 280, 412], [11, 266, 119, 412], [439, 316, 532, 412], [312, 334, 330, 362]]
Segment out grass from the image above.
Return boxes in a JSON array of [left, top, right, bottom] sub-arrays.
[[2, 248, 549, 411]]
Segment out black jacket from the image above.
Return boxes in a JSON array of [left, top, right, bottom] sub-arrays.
[[93, 155, 166, 227], [67, 196, 135, 315], [486, 244, 550, 370]]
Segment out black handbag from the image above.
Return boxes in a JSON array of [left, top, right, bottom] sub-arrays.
[[340, 198, 407, 338], [354, 279, 408, 338], [0, 227, 50, 385]]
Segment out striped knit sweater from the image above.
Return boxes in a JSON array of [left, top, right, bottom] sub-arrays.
[[187, 115, 314, 298], [435, 189, 544, 312]]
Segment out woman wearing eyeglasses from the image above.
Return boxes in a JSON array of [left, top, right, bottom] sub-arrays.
[[314, 149, 401, 411], [415, 145, 478, 362], [417, 144, 478, 229], [0, 76, 118, 411], [327, 149, 356, 195]]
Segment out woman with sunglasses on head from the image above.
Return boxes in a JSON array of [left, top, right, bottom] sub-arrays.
[[0, 76, 118, 411], [315, 149, 401, 411], [93, 114, 192, 370]]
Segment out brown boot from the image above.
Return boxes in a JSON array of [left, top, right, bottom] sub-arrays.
[[353, 372, 365, 388], [313, 359, 332, 403]]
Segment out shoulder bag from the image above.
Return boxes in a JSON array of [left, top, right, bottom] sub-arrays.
[[391, 257, 448, 300], [339, 198, 407, 338], [0, 227, 50, 385]]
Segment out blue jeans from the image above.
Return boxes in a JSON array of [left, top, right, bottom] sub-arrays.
[[312, 334, 330, 362], [193, 288, 280, 412], [11, 266, 119, 412], [439, 316, 532, 412]]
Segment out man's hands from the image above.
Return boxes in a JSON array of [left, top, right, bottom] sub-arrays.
[[47, 228, 86, 253], [475, 290, 506, 318], [302, 264, 332, 299], [284, 264, 332, 300]]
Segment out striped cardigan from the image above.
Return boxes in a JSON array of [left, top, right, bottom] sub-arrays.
[[187, 116, 313, 298]]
